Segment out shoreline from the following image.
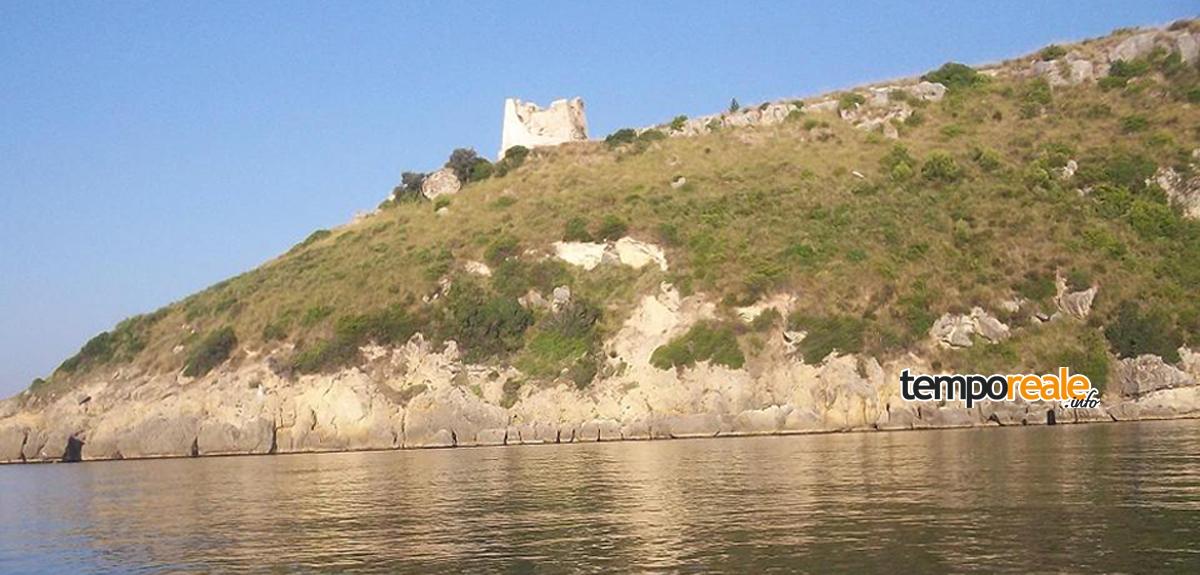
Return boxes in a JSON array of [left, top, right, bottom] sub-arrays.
[[5, 411, 1197, 467]]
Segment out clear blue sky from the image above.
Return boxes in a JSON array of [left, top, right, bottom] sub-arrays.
[[0, 1, 1195, 397]]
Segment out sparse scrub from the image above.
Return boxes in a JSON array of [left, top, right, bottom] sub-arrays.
[[650, 321, 745, 370]]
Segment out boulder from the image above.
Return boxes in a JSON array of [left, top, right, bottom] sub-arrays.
[[0, 424, 28, 462], [930, 313, 975, 348], [420, 168, 461, 200], [463, 261, 492, 277], [970, 307, 1011, 343], [1115, 355, 1196, 398], [552, 241, 608, 271], [1177, 31, 1200, 65], [1108, 31, 1159, 63], [909, 81, 946, 102], [1056, 287, 1097, 319]]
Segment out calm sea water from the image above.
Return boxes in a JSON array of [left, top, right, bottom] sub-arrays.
[[1, 420, 1199, 573]]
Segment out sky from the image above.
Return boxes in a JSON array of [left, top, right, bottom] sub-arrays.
[[1, 1, 1196, 397]]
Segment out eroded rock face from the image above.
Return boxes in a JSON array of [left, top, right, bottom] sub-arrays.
[[1116, 355, 1196, 399], [0, 424, 28, 462], [420, 168, 461, 200], [1154, 166, 1200, 220], [552, 237, 668, 272], [930, 308, 1010, 347]]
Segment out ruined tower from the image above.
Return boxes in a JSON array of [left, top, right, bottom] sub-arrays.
[[499, 97, 588, 159]]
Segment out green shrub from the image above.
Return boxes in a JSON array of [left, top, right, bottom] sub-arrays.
[[596, 215, 628, 241], [1104, 301, 1182, 362], [495, 145, 530, 176], [1038, 44, 1067, 61], [1128, 199, 1179, 240], [1078, 151, 1156, 192], [1066, 268, 1093, 291], [445, 148, 482, 182], [1091, 184, 1134, 218], [1019, 78, 1053, 118], [638, 129, 666, 144], [729, 98, 740, 113], [262, 321, 289, 342], [517, 300, 600, 379], [468, 157, 495, 181], [563, 217, 593, 242], [921, 152, 963, 183], [1015, 270, 1056, 304], [838, 92, 866, 111], [787, 313, 866, 364], [904, 110, 925, 127], [1120, 115, 1149, 133], [436, 282, 533, 362], [1055, 332, 1110, 395], [651, 321, 744, 370], [881, 144, 916, 181], [394, 172, 426, 202], [491, 258, 569, 299], [485, 235, 521, 266], [184, 327, 237, 377], [970, 147, 1002, 172], [292, 306, 421, 374], [921, 62, 984, 91], [605, 128, 638, 148], [433, 196, 451, 211], [669, 115, 688, 131]]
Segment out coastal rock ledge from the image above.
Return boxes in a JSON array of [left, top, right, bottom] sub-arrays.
[[3, 306, 1199, 464]]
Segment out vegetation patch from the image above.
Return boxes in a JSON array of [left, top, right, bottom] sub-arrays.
[[651, 321, 745, 370]]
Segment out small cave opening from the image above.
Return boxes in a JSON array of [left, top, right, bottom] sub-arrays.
[[63, 436, 84, 463]]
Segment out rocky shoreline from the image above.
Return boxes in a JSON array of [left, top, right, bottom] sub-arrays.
[[4, 283, 1199, 466]]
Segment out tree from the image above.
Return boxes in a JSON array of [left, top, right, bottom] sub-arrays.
[[393, 171, 425, 202], [729, 98, 740, 113], [445, 148, 480, 182]]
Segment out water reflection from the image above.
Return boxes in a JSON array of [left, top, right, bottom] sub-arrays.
[[1, 421, 1199, 573]]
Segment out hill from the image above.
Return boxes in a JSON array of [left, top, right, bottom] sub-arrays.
[[3, 20, 1200, 463]]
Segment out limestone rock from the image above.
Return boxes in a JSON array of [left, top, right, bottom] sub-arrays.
[[1109, 31, 1159, 62], [420, 168, 461, 200], [612, 237, 668, 271], [116, 414, 201, 459], [970, 307, 1011, 343], [731, 405, 787, 434], [658, 413, 723, 438], [1056, 287, 1097, 319], [1154, 166, 1200, 220], [404, 387, 507, 448], [551, 285, 572, 311], [476, 428, 508, 446], [0, 424, 28, 462], [552, 241, 607, 271], [909, 81, 946, 101], [930, 313, 976, 348], [500, 97, 587, 159], [196, 417, 275, 456], [463, 261, 492, 277], [1115, 355, 1196, 398]]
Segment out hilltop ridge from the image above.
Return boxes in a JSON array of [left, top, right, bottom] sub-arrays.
[[3, 19, 1200, 463]]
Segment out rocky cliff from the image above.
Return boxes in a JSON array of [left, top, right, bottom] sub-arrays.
[[4, 20, 1200, 463]]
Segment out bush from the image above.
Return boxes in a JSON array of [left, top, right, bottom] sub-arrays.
[[669, 115, 688, 131], [495, 145, 530, 176], [921, 62, 984, 91], [881, 144, 916, 181], [468, 157, 494, 181], [292, 306, 420, 374], [1015, 270, 1056, 304], [394, 172, 426, 202], [484, 235, 521, 266], [838, 92, 866, 111], [491, 258, 569, 299], [517, 300, 601, 379], [787, 313, 865, 364], [1055, 332, 1111, 395], [1077, 151, 1156, 192], [750, 308, 781, 332], [1066, 268, 1093, 291], [729, 98, 740, 113], [445, 148, 482, 182], [650, 321, 744, 370], [1128, 199, 1179, 240], [1104, 301, 1182, 362], [605, 128, 638, 148], [970, 147, 1002, 172], [436, 282, 533, 362], [1120, 115, 1149, 133], [596, 215, 628, 241], [1019, 78, 1053, 118], [921, 152, 963, 183], [1038, 45, 1067, 61], [563, 217, 593, 242], [184, 327, 237, 377]]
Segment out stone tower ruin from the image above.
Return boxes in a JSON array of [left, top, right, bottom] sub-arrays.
[[499, 97, 588, 159]]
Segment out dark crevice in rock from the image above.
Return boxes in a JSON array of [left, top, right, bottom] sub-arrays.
[[1046, 410, 1057, 426], [268, 424, 278, 455], [63, 436, 84, 463], [190, 437, 199, 457], [987, 413, 1002, 426], [450, 429, 458, 447]]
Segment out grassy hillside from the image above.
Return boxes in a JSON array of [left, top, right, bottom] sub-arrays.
[[29, 22, 1200, 401]]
